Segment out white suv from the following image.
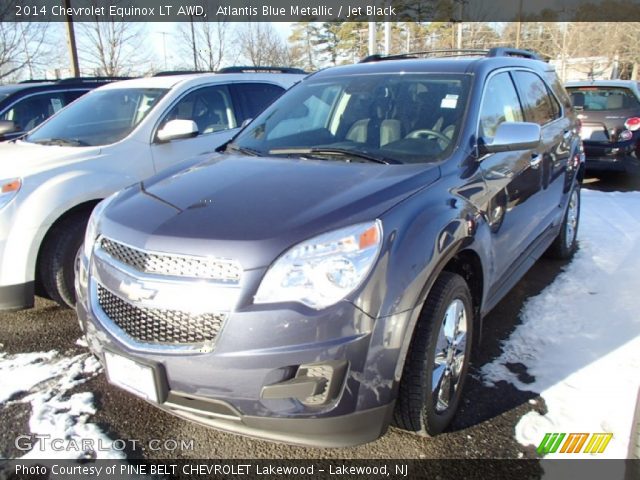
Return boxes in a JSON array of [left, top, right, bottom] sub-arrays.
[[0, 69, 305, 310]]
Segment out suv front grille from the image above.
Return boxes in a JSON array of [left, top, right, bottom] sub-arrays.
[[100, 238, 241, 283], [97, 285, 226, 345]]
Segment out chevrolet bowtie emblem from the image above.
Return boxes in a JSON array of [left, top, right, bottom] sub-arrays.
[[118, 280, 157, 302]]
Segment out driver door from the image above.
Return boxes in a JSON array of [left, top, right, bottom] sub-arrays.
[[150, 85, 239, 173]]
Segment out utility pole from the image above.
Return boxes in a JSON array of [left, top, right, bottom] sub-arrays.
[[515, 0, 523, 48], [384, 22, 391, 55], [159, 31, 169, 70], [64, 0, 80, 77], [189, 15, 198, 70], [368, 21, 376, 56]]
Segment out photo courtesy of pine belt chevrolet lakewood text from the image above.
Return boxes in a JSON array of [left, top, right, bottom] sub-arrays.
[[74, 48, 584, 446]]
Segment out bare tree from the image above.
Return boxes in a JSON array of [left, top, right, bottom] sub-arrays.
[[237, 23, 290, 67], [0, 1, 51, 81], [77, 20, 150, 76], [178, 21, 232, 71]]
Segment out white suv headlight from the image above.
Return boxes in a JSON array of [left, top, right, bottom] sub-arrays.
[[82, 193, 119, 259], [0, 178, 21, 210], [254, 221, 382, 309]]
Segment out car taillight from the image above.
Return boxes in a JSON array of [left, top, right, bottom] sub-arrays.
[[619, 129, 633, 141], [624, 117, 640, 131]]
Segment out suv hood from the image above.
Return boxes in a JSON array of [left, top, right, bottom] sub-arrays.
[[101, 154, 440, 270], [0, 140, 100, 177]]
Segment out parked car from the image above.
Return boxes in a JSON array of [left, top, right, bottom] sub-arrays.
[[0, 77, 128, 142], [565, 80, 640, 173], [76, 49, 584, 447], [0, 68, 305, 311]]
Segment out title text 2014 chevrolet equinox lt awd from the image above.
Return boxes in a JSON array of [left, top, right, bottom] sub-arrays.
[[76, 49, 584, 447]]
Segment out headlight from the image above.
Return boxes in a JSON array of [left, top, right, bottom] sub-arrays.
[[0, 178, 21, 210], [254, 221, 382, 309], [82, 193, 118, 259]]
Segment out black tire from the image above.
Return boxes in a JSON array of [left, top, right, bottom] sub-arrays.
[[394, 272, 474, 436], [546, 182, 580, 260], [39, 213, 90, 308]]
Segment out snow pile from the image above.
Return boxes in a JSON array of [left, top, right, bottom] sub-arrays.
[[0, 345, 124, 459], [482, 190, 640, 458]]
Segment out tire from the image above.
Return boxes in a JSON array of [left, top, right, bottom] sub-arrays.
[[39, 212, 90, 308], [394, 272, 474, 436], [546, 182, 580, 260]]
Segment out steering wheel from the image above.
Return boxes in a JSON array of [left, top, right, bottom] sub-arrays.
[[405, 129, 451, 145]]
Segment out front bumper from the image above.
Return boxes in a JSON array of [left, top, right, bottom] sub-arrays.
[[75, 250, 408, 447]]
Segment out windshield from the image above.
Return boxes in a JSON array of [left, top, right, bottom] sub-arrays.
[[566, 86, 640, 111], [25, 88, 167, 146], [231, 73, 470, 164]]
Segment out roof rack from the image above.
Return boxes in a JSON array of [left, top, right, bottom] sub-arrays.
[[55, 76, 134, 84], [152, 70, 210, 77], [217, 66, 307, 74], [19, 79, 54, 84], [360, 47, 541, 63]]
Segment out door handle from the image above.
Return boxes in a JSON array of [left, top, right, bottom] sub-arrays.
[[530, 153, 542, 169]]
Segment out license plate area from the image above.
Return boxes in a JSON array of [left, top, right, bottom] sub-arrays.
[[104, 350, 166, 403]]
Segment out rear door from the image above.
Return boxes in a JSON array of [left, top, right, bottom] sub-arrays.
[[478, 71, 543, 287], [228, 82, 285, 124], [512, 70, 570, 233]]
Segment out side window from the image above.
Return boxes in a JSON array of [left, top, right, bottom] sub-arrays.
[[0, 92, 68, 131], [479, 72, 524, 140], [160, 85, 236, 135], [513, 71, 558, 125], [231, 83, 284, 123], [64, 90, 90, 105]]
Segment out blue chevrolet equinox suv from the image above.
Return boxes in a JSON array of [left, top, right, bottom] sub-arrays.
[[76, 49, 584, 446]]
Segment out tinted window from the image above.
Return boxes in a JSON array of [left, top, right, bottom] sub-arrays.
[[1, 92, 69, 132], [479, 72, 524, 140], [160, 85, 236, 134], [566, 86, 640, 111], [232, 74, 471, 164], [513, 71, 557, 125], [231, 83, 284, 122], [26, 88, 167, 146]]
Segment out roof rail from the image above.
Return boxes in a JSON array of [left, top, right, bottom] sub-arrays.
[[487, 47, 541, 60], [360, 49, 490, 63], [360, 47, 542, 63], [55, 76, 133, 84], [217, 66, 307, 74], [19, 79, 54, 84], [152, 70, 211, 77]]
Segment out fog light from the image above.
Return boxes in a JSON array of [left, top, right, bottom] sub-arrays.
[[261, 360, 348, 406]]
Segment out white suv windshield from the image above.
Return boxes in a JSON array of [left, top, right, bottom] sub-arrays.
[[26, 88, 167, 147], [233, 73, 470, 164]]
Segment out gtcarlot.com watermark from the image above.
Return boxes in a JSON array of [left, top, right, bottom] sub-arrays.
[[15, 434, 194, 453]]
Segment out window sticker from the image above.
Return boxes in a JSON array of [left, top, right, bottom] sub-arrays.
[[50, 98, 63, 112], [441, 94, 458, 109]]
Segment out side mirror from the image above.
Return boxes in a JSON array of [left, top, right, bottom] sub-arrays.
[[0, 120, 19, 136], [240, 118, 253, 128], [156, 119, 198, 143], [479, 122, 541, 154]]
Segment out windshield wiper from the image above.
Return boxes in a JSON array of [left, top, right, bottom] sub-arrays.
[[268, 147, 398, 165], [225, 143, 262, 156], [31, 137, 89, 147]]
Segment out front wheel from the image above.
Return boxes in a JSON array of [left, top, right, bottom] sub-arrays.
[[394, 272, 474, 436], [39, 213, 90, 308], [546, 182, 580, 259]]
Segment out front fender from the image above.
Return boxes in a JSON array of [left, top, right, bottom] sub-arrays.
[[3, 170, 141, 285]]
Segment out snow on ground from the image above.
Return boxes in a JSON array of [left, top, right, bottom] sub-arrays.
[[0, 345, 124, 459], [482, 189, 640, 458]]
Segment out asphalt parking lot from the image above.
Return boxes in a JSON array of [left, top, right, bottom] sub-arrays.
[[1, 171, 639, 460]]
